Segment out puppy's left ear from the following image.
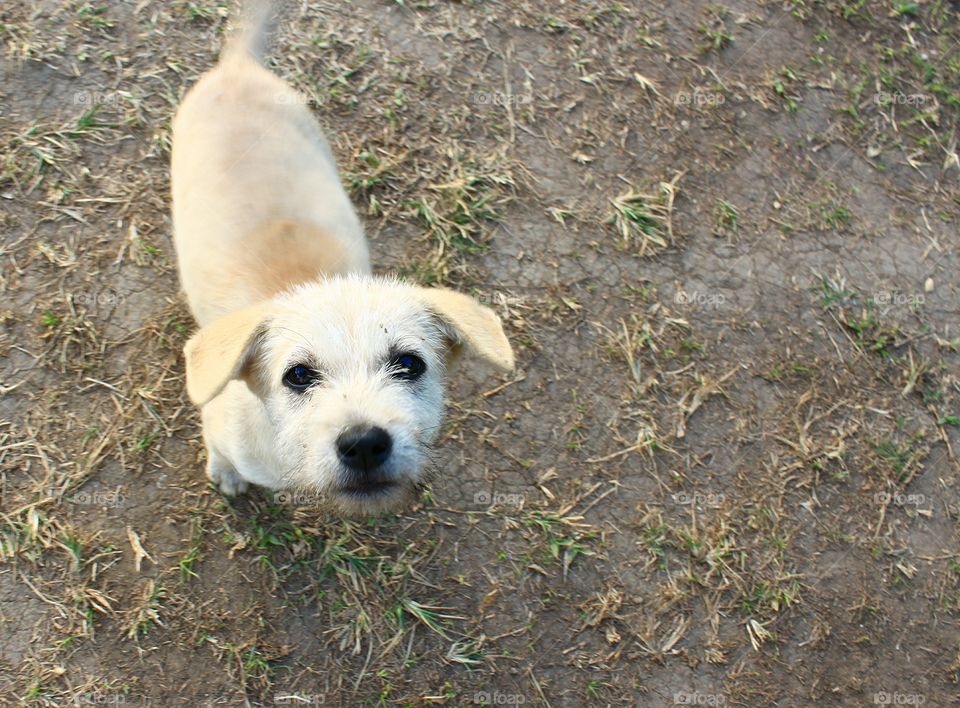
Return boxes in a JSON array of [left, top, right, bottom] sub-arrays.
[[416, 288, 514, 371]]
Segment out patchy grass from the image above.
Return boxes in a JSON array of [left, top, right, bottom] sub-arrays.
[[607, 173, 683, 256]]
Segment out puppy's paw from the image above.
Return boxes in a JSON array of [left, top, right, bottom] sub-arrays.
[[206, 454, 248, 497], [217, 470, 249, 497]]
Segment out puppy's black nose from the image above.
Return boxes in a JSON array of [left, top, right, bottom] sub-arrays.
[[336, 425, 392, 473]]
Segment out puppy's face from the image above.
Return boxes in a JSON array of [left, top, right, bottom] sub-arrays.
[[184, 277, 513, 515], [255, 281, 448, 513]]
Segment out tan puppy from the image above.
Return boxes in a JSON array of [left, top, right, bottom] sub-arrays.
[[171, 2, 513, 514]]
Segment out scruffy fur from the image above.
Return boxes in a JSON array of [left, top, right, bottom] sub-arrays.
[[171, 3, 513, 514]]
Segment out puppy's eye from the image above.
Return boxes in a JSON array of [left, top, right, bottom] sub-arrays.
[[283, 364, 318, 391], [388, 352, 426, 381]]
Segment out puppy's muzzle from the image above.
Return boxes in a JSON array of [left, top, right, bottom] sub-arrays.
[[336, 425, 396, 493]]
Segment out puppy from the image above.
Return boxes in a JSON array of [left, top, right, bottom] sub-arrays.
[[170, 2, 513, 514]]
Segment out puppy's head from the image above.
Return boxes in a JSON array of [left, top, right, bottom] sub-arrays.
[[183, 276, 513, 515]]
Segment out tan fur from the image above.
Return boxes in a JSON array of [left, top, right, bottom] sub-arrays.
[[238, 220, 356, 299], [171, 54, 370, 326]]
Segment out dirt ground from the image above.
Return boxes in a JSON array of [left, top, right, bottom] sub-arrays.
[[1, 0, 959, 706]]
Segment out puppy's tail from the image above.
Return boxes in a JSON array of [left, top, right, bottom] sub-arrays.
[[221, 0, 275, 64]]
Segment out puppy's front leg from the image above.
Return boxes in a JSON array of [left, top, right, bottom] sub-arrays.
[[205, 447, 248, 496], [201, 407, 249, 496]]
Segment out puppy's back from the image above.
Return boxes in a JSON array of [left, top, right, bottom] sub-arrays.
[[171, 2, 369, 325]]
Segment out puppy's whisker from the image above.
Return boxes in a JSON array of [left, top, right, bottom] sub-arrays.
[[269, 325, 314, 350]]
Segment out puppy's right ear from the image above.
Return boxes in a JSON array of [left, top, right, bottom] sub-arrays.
[[183, 304, 272, 406]]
